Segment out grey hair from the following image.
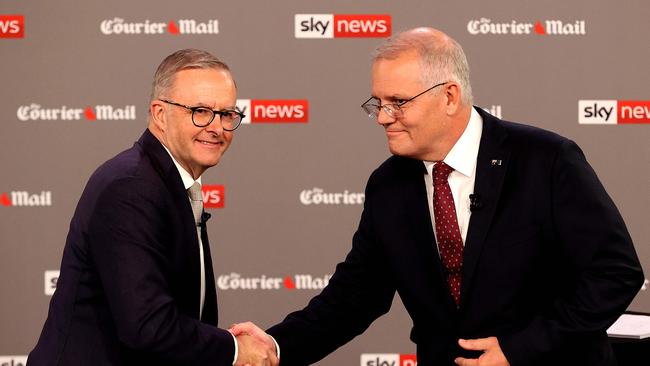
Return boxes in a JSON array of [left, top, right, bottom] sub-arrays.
[[150, 48, 231, 102], [372, 29, 473, 105]]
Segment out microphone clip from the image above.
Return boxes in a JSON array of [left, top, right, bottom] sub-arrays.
[[469, 194, 483, 212], [200, 211, 212, 225]]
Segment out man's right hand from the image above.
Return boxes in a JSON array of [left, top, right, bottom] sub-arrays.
[[234, 332, 278, 366]]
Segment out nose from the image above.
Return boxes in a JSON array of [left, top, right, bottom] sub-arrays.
[[376, 107, 395, 126], [204, 115, 224, 136]]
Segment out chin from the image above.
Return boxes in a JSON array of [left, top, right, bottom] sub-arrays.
[[207, 158, 222, 167], [388, 144, 412, 158], [198, 157, 222, 170]]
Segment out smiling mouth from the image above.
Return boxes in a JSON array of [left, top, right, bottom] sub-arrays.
[[196, 139, 223, 146]]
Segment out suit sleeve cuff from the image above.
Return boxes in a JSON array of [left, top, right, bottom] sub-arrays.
[[230, 331, 238, 365], [270, 334, 280, 360]]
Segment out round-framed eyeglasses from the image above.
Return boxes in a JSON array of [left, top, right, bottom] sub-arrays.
[[159, 99, 245, 131]]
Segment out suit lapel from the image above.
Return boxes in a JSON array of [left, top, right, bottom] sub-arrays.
[[399, 157, 459, 311], [200, 221, 218, 325], [139, 129, 202, 319], [460, 110, 510, 307], [401, 158, 437, 260]]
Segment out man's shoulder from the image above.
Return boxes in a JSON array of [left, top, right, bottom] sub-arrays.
[[481, 110, 571, 150], [368, 155, 422, 188], [94, 143, 150, 183], [84, 137, 167, 202], [501, 119, 567, 144]]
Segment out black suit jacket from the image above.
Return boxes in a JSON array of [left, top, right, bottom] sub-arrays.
[[267, 109, 644, 366], [29, 129, 234, 366]]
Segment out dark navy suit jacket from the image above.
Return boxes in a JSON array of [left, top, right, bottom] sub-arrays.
[[267, 109, 644, 366], [29, 129, 234, 366]]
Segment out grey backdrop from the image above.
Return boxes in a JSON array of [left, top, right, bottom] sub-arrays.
[[1, 0, 648, 365]]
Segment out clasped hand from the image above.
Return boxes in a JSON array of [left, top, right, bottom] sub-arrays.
[[230, 322, 278, 366]]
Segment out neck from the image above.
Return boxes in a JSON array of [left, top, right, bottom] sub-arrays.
[[425, 105, 472, 161]]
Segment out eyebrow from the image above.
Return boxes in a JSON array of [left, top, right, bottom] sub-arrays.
[[371, 94, 408, 103], [385, 95, 409, 101], [193, 103, 237, 110]]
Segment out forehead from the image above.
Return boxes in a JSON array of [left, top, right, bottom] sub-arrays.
[[371, 51, 425, 97], [170, 68, 234, 93], [170, 68, 236, 104]]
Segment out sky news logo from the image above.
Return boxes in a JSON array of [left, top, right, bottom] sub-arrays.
[[0, 15, 24, 38], [202, 185, 224, 208], [0, 355, 28, 366], [579, 100, 650, 124], [45, 270, 59, 296], [100, 18, 218, 35], [17, 104, 136, 121], [467, 18, 585, 36], [295, 14, 391, 38], [1, 191, 52, 207], [361, 354, 417, 366], [236, 99, 308, 123], [217, 273, 332, 291]]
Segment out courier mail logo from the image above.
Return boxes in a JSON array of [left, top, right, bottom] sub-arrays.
[[467, 18, 585, 36], [202, 184, 224, 208], [579, 100, 650, 124], [300, 188, 365, 206], [0, 15, 24, 38], [481, 105, 502, 119], [45, 270, 59, 296], [17, 104, 136, 121], [0, 355, 28, 366], [361, 353, 417, 366], [236, 99, 308, 123], [1, 191, 52, 207], [100, 17, 219, 35], [295, 14, 391, 38], [217, 273, 332, 291]]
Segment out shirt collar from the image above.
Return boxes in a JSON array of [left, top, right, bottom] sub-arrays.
[[423, 106, 483, 176], [161, 145, 201, 190]]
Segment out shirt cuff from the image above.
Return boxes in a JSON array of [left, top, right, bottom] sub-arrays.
[[230, 331, 239, 365], [270, 334, 281, 360]]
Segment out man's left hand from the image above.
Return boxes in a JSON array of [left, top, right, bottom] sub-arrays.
[[455, 337, 510, 366]]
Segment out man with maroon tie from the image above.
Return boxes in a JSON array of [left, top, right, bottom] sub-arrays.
[[232, 27, 643, 366]]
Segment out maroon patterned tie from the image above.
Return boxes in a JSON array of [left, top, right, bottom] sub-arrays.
[[432, 162, 463, 306]]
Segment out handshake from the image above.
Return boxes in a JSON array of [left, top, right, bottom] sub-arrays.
[[230, 322, 279, 366]]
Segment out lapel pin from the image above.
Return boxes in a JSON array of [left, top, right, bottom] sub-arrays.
[[490, 159, 502, 166]]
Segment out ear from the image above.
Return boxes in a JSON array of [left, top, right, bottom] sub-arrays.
[[149, 99, 166, 132], [443, 82, 462, 115]]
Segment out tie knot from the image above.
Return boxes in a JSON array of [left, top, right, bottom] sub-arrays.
[[188, 181, 202, 201], [432, 162, 454, 184]]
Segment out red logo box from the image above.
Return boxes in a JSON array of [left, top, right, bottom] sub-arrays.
[[0, 15, 24, 38], [333, 14, 391, 38], [251, 100, 308, 123], [618, 100, 650, 124], [400, 354, 417, 366], [202, 185, 224, 208]]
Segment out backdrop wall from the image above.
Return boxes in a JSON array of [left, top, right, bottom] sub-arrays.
[[1, 1, 648, 364]]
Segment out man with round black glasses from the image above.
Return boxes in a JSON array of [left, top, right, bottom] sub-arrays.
[[29, 49, 277, 366], [234, 27, 643, 366]]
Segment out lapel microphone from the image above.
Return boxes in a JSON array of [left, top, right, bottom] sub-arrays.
[[469, 194, 483, 212], [200, 212, 212, 226]]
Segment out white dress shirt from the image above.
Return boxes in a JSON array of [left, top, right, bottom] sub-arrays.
[[162, 146, 206, 318], [164, 146, 292, 364], [162, 146, 245, 364], [423, 107, 483, 247]]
